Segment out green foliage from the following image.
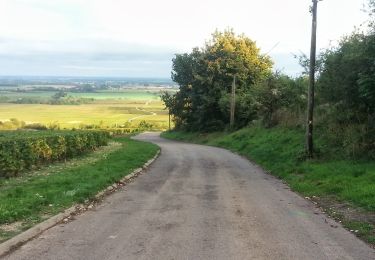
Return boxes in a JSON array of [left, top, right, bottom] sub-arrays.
[[168, 29, 273, 131], [160, 91, 175, 112], [50, 90, 95, 105], [319, 33, 375, 116], [318, 32, 375, 158], [23, 123, 48, 130], [138, 120, 154, 130], [218, 88, 259, 129], [253, 73, 307, 128], [167, 30, 307, 132], [0, 136, 158, 233], [166, 26, 375, 158], [0, 131, 109, 177], [52, 90, 67, 100]]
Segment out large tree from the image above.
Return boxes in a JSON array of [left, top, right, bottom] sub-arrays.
[[318, 33, 375, 122], [169, 30, 272, 131], [316, 28, 375, 157]]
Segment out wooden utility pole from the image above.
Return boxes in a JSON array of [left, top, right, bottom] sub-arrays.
[[168, 110, 171, 131], [230, 75, 236, 129], [306, 0, 319, 157]]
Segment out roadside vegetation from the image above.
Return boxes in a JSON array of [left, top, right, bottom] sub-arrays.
[[161, 1, 375, 245], [0, 136, 159, 242], [0, 130, 109, 177]]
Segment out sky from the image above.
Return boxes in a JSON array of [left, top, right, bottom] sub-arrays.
[[0, 0, 370, 78]]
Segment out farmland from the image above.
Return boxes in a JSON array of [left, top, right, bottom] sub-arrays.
[[0, 89, 162, 101], [0, 88, 173, 129]]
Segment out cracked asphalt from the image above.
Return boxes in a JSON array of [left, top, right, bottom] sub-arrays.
[[3, 132, 374, 260]]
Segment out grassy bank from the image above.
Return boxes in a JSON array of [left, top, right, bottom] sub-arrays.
[[162, 127, 375, 244], [0, 136, 159, 242]]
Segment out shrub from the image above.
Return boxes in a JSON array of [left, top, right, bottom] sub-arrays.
[[23, 123, 48, 130], [0, 130, 110, 178]]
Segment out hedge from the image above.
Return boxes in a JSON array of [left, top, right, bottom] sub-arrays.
[[0, 131, 109, 177]]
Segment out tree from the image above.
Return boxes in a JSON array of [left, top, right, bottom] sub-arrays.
[[316, 31, 375, 157], [160, 91, 175, 130], [293, 52, 324, 76], [254, 73, 306, 128], [367, 0, 375, 28], [319, 33, 375, 121], [168, 30, 272, 131], [52, 90, 67, 100]]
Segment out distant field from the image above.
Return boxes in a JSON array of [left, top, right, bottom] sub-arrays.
[[0, 89, 161, 101], [69, 91, 161, 100], [0, 89, 171, 129]]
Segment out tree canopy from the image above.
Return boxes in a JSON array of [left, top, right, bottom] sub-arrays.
[[318, 33, 375, 122], [165, 30, 272, 131], [162, 6, 375, 158]]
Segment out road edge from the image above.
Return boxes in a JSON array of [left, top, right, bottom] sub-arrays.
[[0, 149, 161, 258]]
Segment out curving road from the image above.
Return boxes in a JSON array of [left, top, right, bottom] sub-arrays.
[[4, 132, 374, 260]]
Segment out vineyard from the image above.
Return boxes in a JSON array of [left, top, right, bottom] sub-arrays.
[[0, 130, 109, 177]]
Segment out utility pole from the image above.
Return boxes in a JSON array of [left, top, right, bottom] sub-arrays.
[[230, 75, 236, 129], [306, 0, 319, 157], [168, 110, 171, 131]]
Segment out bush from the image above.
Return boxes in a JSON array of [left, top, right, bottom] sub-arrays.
[[0, 130, 110, 178], [23, 123, 48, 130]]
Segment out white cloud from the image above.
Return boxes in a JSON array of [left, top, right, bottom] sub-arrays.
[[0, 0, 369, 77]]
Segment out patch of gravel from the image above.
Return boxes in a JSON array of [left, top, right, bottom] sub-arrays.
[[0, 222, 23, 233], [311, 196, 375, 225]]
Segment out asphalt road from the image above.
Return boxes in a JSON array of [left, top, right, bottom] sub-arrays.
[[4, 132, 374, 260]]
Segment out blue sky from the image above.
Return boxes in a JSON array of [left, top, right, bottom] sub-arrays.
[[0, 0, 370, 78]]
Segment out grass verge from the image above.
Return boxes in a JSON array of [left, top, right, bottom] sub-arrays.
[[161, 127, 375, 245], [0, 136, 159, 242]]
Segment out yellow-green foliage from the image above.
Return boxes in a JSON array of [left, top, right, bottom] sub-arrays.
[[0, 131, 109, 177]]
